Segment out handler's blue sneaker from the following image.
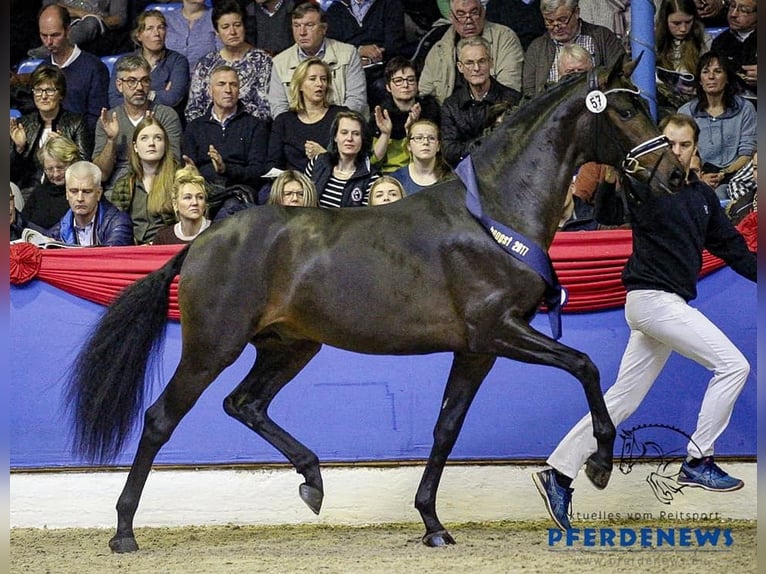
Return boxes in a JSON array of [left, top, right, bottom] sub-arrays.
[[533, 468, 573, 530], [677, 457, 744, 492]]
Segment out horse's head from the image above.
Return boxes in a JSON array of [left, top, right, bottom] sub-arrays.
[[589, 56, 685, 195], [618, 428, 639, 474]]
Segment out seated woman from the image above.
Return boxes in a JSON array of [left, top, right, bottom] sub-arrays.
[[305, 110, 380, 208], [368, 175, 406, 206], [9, 64, 93, 194], [390, 119, 452, 195], [153, 167, 212, 244], [265, 57, 347, 174], [370, 56, 441, 174], [21, 135, 80, 230], [185, 0, 272, 123], [111, 116, 178, 244], [108, 9, 191, 122], [678, 51, 757, 199], [266, 170, 319, 207], [655, 0, 712, 115]]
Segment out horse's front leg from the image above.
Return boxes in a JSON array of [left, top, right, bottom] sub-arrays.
[[415, 352, 495, 547]]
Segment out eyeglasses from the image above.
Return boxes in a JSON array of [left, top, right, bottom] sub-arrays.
[[32, 87, 58, 97], [728, 3, 756, 14], [544, 10, 576, 29], [282, 190, 305, 199], [410, 135, 438, 143], [458, 57, 489, 69], [44, 165, 67, 176], [118, 76, 152, 88], [390, 76, 417, 86], [451, 8, 482, 23]]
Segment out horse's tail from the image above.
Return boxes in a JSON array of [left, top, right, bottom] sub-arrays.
[[65, 245, 191, 463]]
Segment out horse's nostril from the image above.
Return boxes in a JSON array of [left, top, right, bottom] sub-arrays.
[[670, 168, 684, 190]]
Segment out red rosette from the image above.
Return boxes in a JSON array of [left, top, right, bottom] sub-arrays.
[[9, 243, 43, 285]]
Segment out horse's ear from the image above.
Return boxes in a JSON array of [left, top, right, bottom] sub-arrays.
[[606, 52, 643, 85]]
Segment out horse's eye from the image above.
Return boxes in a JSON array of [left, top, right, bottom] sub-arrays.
[[618, 108, 635, 119]]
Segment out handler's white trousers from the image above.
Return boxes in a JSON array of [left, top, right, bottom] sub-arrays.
[[547, 289, 750, 480]]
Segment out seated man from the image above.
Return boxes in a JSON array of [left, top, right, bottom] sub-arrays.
[[48, 161, 133, 246], [183, 65, 269, 194], [485, 0, 546, 51], [523, 0, 625, 99], [440, 36, 521, 167], [268, 1, 368, 118], [419, 0, 524, 104], [710, 0, 757, 101], [244, 0, 297, 56]]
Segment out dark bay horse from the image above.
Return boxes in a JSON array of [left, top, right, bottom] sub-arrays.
[[66, 59, 683, 552]]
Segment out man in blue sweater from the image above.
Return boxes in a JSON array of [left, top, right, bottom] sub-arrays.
[[533, 113, 757, 531]]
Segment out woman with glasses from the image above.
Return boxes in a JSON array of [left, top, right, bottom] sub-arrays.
[[10, 65, 93, 194], [522, 0, 625, 98], [391, 119, 452, 195], [20, 135, 81, 230], [265, 57, 347, 174], [266, 170, 318, 207], [369, 56, 441, 174], [108, 9, 191, 121], [152, 167, 212, 244]]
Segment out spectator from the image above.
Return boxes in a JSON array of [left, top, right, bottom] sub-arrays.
[[419, 0, 524, 104], [557, 175, 599, 231], [655, 0, 712, 114], [152, 167, 212, 244], [305, 109, 380, 207], [10, 65, 93, 193], [693, 0, 729, 27], [556, 43, 594, 77], [368, 175, 406, 205], [243, 0, 297, 55], [678, 51, 756, 199], [440, 36, 521, 167], [266, 57, 348, 174], [110, 115, 178, 244], [92, 54, 183, 193], [370, 56, 441, 174], [522, 0, 625, 99], [268, 1, 367, 118], [48, 161, 134, 246], [10, 187, 25, 242], [485, 0, 546, 51], [108, 10, 191, 121], [31, 4, 110, 131], [186, 0, 273, 123], [31, 0, 130, 57], [163, 0, 223, 71], [266, 169, 319, 207], [391, 118, 452, 195], [10, 181, 25, 214], [183, 65, 270, 194], [710, 0, 757, 101], [725, 150, 756, 225], [325, 0, 407, 107], [21, 135, 81, 230]]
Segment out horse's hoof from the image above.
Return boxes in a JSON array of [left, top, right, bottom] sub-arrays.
[[109, 536, 139, 553], [422, 530, 456, 547], [299, 483, 323, 515], [585, 455, 612, 490]]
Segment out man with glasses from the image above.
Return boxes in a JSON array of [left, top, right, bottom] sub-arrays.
[[370, 56, 441, 173], [440, 36, 521, 167], [92, 54, 183, 194], [711, 0, 757, 101], [522, 0, 624, 99], [419, 0, 524, 105], [268, 1, 367, 118]]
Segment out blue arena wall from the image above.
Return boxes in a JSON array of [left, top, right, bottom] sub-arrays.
[[10, 267, 756, 469]]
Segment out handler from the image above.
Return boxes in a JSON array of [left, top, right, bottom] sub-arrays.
[[533, 113, 757, 531]]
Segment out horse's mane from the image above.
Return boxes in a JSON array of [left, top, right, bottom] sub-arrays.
[[620, 422, 696, 443]]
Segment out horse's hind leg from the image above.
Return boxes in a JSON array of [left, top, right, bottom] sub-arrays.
[[415, 352, 495, 547], [223, 339, 324, 513], [110, 353, 236, 553]]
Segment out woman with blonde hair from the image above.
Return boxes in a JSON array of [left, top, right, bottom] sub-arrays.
[[369, 175, 406, 206], [153, 167, 212, 244], [265, 57, 347, 173], [390, 119, 452, 195], [267, 170, 318, 207], [111, 115, 179, 244], [22, 135, 81, 229]]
